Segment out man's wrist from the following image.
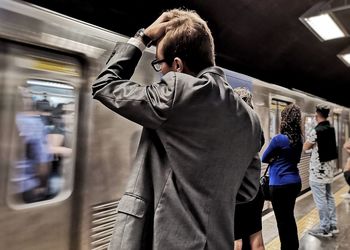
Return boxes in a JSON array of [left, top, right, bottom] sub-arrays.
[[128, 37, 146, 51], [134, 28, 153, 47]]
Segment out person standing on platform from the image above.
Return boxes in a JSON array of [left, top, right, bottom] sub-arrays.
[[233, 87, 265, 250], [342, 139, 350, 199], [304, 104, 338, 237], [92, 9, 263, 250], [262, 104, 303, 250]]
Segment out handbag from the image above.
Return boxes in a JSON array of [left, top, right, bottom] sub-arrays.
[[260, 165, 271, 201]]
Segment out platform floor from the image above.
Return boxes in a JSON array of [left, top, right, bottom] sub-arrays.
[[262, 174, 350, 250]]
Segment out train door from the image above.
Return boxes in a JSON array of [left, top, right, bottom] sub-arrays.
[[269, 97, 293, 140], [345, 122, 349, 143], [302, 114, 317, 190], [0, 42, 81, 250], [264, 96, 293, 209]]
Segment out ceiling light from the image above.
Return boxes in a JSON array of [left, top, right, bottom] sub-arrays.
[[338, 47, 350, 67], [303, 13, 346, 40], [300, 1, 349, 41], [340, 54, 350, 66]]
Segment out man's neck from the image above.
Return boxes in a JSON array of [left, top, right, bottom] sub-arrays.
[[317, 118, 327, 124]]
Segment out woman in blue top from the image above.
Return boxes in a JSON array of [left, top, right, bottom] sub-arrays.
[[262, 104, 303, 250]]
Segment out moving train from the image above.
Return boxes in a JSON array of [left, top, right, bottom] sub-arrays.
[[0, 1, 349, 250]]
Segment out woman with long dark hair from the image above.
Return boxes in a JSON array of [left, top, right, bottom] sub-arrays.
[[262, 104, 303, 250]]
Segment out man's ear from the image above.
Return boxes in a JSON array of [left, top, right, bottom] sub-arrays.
[[173, 57, 184, 72]]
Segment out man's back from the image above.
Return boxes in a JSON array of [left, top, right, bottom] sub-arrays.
[[315, 121, 337, 162], [154, 69, 262, 249]]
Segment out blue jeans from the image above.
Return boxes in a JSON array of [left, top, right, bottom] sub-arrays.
[[310, 181, 337, 231]]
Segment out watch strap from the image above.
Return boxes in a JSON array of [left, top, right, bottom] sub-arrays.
[[134, 28, 152, 47]]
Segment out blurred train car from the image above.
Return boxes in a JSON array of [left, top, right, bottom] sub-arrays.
[[223, 69, 350, 194], [0, 1, 349, 250]]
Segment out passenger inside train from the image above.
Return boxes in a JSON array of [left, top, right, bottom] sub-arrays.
[[15, 87, 52, 203], [13, 85, 73, 203]]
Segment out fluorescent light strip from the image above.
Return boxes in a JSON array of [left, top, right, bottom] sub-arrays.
[[27, 80, 74, 89], [304, 13, 346, 40]]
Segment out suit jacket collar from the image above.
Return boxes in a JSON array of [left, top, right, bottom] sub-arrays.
[[196, 66, 225, 79]]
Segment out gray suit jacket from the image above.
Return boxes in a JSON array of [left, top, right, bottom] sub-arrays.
[[92, 43, 262, 250]]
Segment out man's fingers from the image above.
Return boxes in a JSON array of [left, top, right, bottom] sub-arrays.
[[145, 12, 180, 41]]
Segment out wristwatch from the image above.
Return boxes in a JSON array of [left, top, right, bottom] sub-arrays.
[[134, 28, 153, 47]]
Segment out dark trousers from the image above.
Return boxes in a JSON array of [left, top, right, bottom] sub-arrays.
[[270, 182, 301, 250]]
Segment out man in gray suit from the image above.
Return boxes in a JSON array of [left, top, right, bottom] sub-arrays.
[[92, 9, 262, 250]]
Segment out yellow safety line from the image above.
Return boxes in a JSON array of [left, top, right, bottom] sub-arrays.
[[266, 186, 349, 250]]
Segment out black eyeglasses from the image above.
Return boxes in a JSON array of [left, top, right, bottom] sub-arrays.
[[151, 58, 167, 72]]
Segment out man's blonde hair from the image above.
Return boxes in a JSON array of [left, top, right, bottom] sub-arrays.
[[161, 9, 215, 74]]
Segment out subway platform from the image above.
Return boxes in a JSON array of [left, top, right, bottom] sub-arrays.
[[262, 174, 350, 250]]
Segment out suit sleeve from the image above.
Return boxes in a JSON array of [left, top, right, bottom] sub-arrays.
[[92, 42, 175, 129], [236, 153, 261, 204]]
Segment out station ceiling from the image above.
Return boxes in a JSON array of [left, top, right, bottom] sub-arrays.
[[26, 0, 350, 107]]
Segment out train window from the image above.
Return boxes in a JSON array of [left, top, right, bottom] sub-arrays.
[[304, 115, 316, 138], [8, 79, 77, 207], [269, 108, 277, 139], [269, 99, 290, 140]]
